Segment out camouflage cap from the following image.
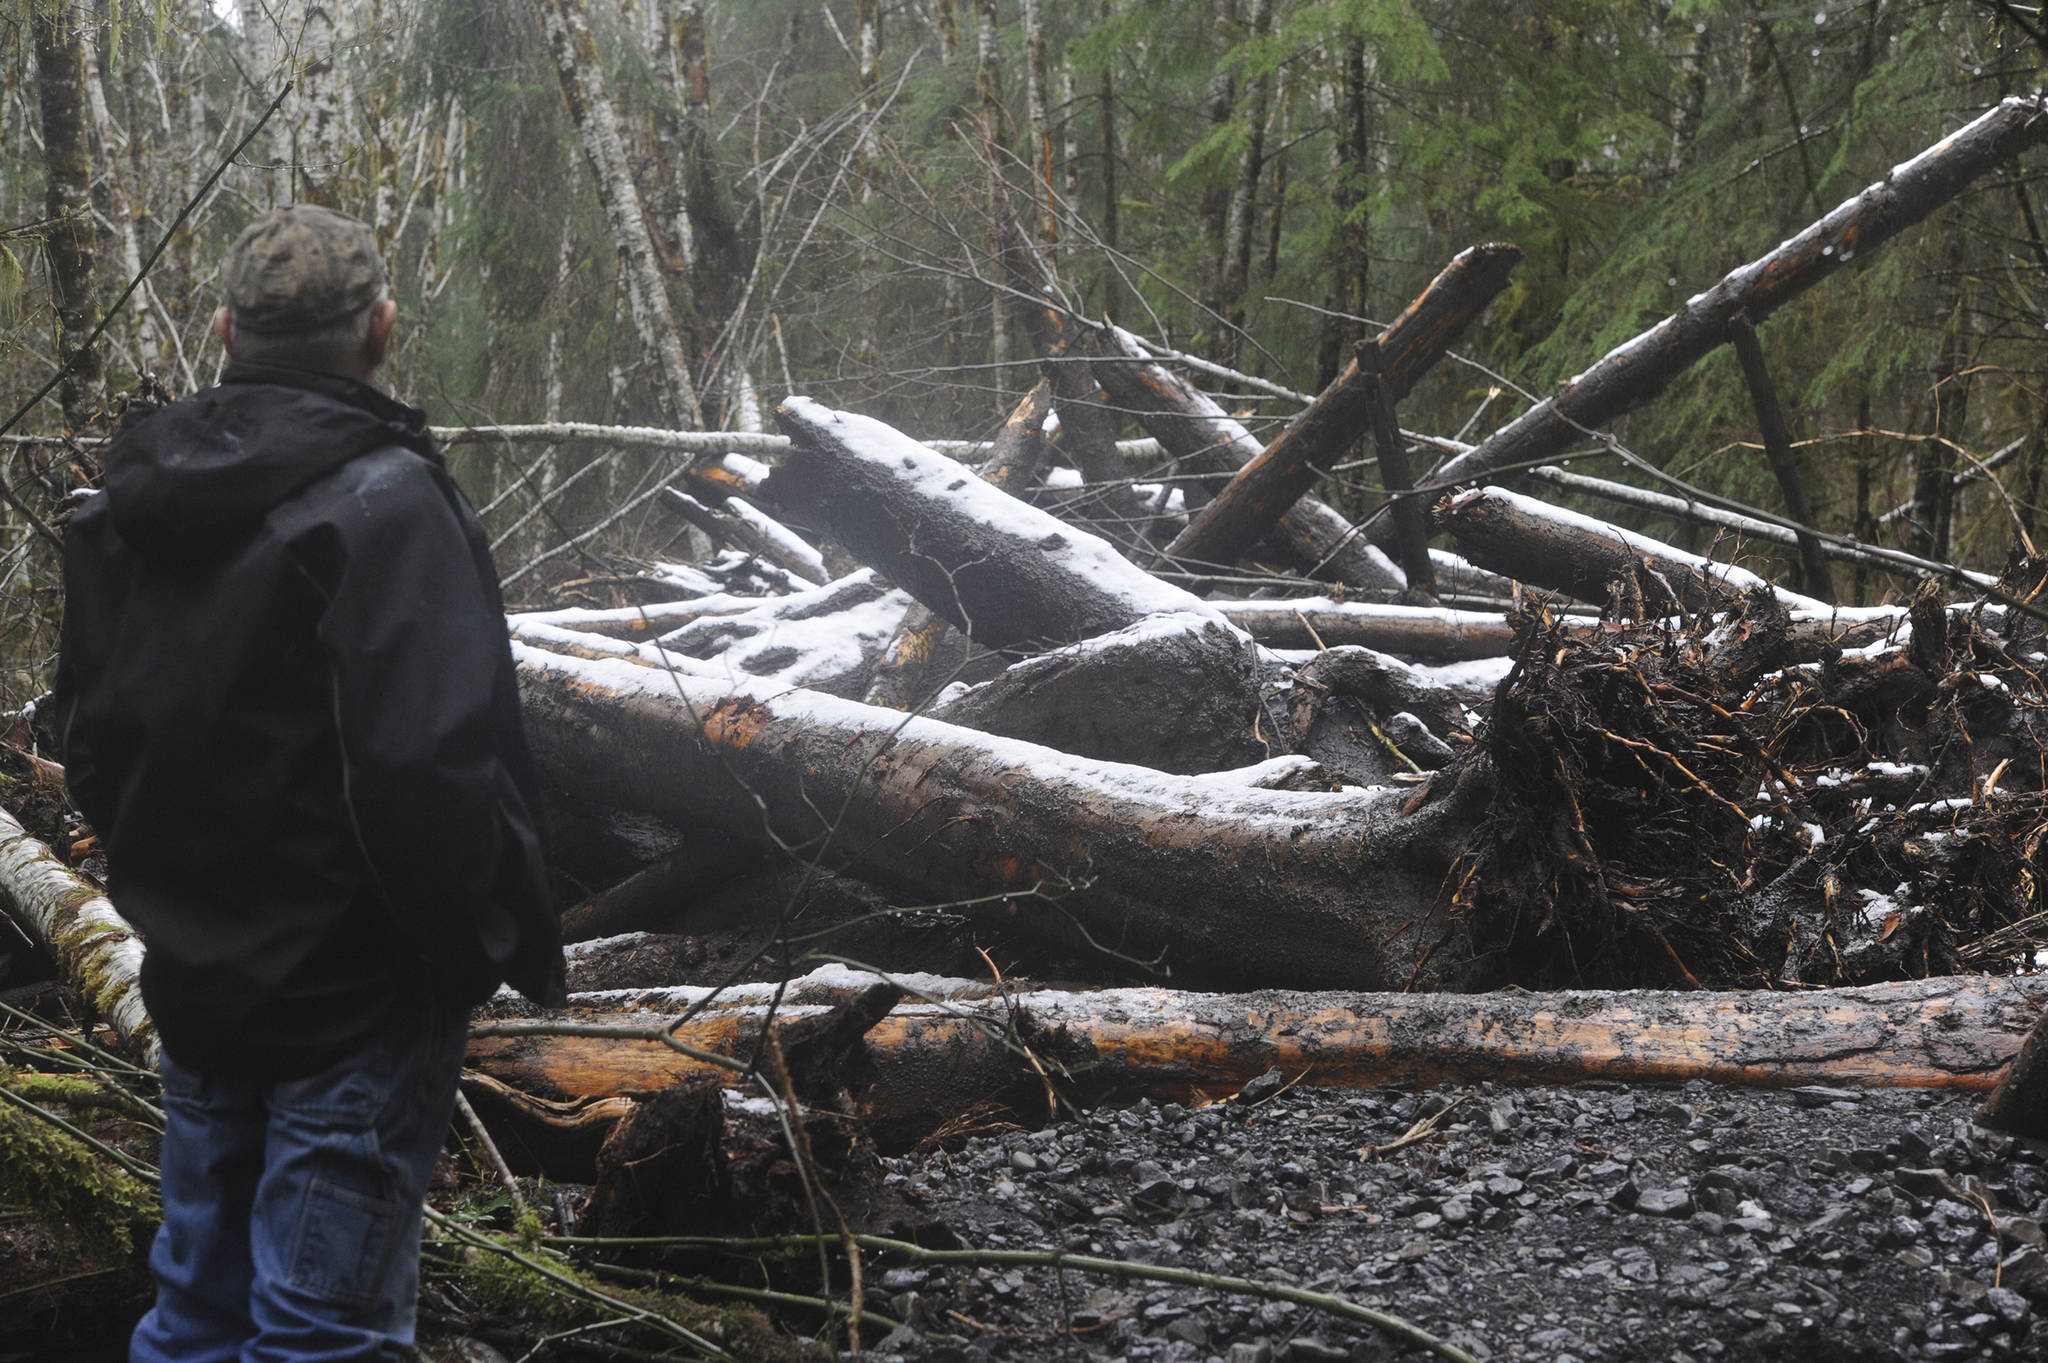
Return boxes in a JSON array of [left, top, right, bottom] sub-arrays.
[[223, 205, 388, 335]]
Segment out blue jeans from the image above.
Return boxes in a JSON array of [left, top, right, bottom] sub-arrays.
[[131, 996, 469, 1363]]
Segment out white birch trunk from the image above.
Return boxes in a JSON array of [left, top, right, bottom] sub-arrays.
[[295, 0, 346, 204], [532, 0, 705, 428], [79, 4, 156, 373], [1022, 0, 1052, 241], [0, 802, 155, 1064]]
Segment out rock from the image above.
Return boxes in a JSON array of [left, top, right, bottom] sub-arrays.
[[1283, 1338, 1350, 1361], [2003, 1246, 2048, 1298], [1986, 1286, 2032, 1326], [1790, 1086, 1862, 1108], [872, 1324, 924, 1354], [1228, 1342, 1275, 1363], [1637, 1187, 1694, 1217], [1236, 1068, 1286, 1105]]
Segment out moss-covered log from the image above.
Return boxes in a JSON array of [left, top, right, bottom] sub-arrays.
[[0, 802, 154, 1063]]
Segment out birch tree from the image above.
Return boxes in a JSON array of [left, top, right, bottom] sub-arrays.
[[34, 0, 102, 428], [530, 0, 703, 428]]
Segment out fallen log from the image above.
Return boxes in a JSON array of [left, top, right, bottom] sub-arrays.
[[514, 642, 1490, 991], [1167, 244, 1522, 573], [1521, 463, 2003, 593], [1090, 329, 1404, 593], [0, 797, 154, 1063], [764, 398, 1211, 651], [1368, 96, 2048, 546], [868, 381, 1056, 711], [466, 976, 2048, 1138], [929, 612, 1273, 774], [1438, 486, 1829, 617], [661, 488, 828, 585]]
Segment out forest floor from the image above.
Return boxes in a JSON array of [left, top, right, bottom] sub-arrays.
[[9, 1014, 2048, 1363], [831, 1076, 2048, 1363]]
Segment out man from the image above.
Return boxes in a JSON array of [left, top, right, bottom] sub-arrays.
[[53, 204, 565, 1362]]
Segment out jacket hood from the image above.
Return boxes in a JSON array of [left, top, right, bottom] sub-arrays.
[[102, 361, 438, 566]]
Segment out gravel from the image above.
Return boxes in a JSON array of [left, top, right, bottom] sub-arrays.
[[849, 1079, 2048, 1363]]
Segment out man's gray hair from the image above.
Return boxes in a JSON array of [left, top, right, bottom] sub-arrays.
[[230, 290, 389, 373]]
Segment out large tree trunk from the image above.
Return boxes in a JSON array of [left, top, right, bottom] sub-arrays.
[[1438, 486, 1829, 617], [764, 397, 1207, 650], [513, 643, 1490, 992], [1369, 95, 2048, 551], [468, 975, 2048, 1122], [34, 0, 103, 430]]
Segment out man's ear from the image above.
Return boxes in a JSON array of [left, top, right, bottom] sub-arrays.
[[362, 299, 397, 372], [212, 306, 234, 356]]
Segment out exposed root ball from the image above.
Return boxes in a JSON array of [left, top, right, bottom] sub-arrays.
[[1454, 576, 2048, 990]]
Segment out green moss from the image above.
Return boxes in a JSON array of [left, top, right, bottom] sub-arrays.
[[449, 1226, 816, 1360], [0, 1092, 158, 1262]]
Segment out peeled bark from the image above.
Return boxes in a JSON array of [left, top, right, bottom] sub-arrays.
[[468, 975, 2048, 1128], [1374, 96, 2048, 548], [1439, 486, 1829, 617], [1166, 244, 1523, 573], [514, 643, 1490, 992]]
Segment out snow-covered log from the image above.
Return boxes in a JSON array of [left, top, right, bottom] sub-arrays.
[[1438, 486, 1829, 616], [867, 381, 1058, 710], [929, 612, 1274, 774], [0, 800, 155, 1062], [514, 643, 1490, 992], [661, 488, 827, 585], [765, 398, 1215, 651]]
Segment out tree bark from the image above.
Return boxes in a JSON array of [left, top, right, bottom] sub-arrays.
[[976, 0, 1012, 403], [1022, 0, 1054, 241], [1373, 96, 2048, 549], [1728, 315, 1833, 602], [1438, 486, 1830, 617], [513, 643, 1491, 992], [929, 613, 1271, 774], [34, 0, 103, 430], [1215, 0, 1273, 370], [764, 397, 1207, 651], [1165, 243, 1523, 574], [468, 975, 2048, 1121], [294, 0, 347, 205], [531, 0, 704, 428], [0, 800, 154, 1063]]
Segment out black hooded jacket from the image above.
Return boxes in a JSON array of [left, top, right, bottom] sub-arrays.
[[53, 361, 565, 1078]]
